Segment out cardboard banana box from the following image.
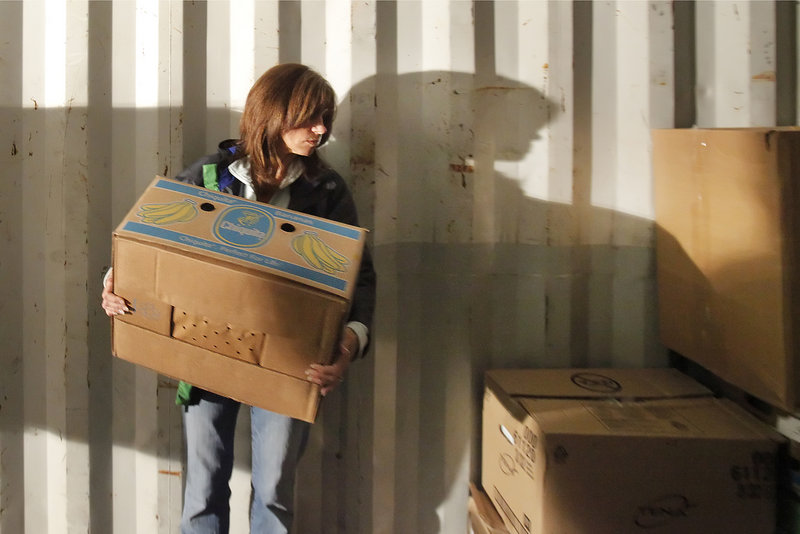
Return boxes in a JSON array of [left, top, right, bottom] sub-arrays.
[[111, 177, 367, 422]]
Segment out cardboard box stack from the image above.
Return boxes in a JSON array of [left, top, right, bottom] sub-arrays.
[[111, 177, 367, 422], [653, 127, 800, 412], [480, 368, 782, 534]]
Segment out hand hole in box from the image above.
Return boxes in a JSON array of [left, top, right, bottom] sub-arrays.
[[200, 202, 215, 212], [499, 424, 515, 445], [280, 222, 296, 233]]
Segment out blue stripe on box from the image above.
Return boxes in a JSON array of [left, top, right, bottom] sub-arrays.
[[154, 179, 363, 240], [156, 179, 239, 205], [122, 221, 347, 292]]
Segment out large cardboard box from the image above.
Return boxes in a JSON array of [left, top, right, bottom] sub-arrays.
[[653, 128, 800, 411], [481, 368, 782, 534], [111, 177, 366, 422]]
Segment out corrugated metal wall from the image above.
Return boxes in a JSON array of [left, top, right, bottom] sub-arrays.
[[0, 1, 795, 532]]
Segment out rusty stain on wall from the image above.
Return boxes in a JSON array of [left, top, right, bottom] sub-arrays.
[[449, 163, 474, 174], [477, 86, 524, 93], [752, 71, 776, 82]]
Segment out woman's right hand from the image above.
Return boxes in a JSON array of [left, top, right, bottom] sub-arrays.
[[101, 268, 130, 317]]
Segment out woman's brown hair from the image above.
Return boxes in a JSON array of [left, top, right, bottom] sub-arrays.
[[239, 63, 336, 198]]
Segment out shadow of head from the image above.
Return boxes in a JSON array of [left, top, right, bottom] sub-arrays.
[[319, 70, 559, 240], [323, 70, 557, 169]]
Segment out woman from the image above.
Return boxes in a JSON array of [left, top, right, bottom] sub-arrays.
[[101, 63, 376, 533]]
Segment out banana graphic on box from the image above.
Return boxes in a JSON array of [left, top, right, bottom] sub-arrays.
[[291, 231, 350, 274], [237, 211, 262, 226], [137, 199, 198, 225]]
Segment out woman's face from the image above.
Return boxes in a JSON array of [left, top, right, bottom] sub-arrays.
[[282, 117, 327, 157]]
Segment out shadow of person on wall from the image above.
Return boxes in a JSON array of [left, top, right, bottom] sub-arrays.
[[288, 65, 642, 533], [294, 69, 559, 534], [300, 60, 667, 532]]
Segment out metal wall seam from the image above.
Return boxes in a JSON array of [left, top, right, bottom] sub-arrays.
[[64, 1, 92, 531], [0, 1, 25, 532], [21, 1, 68, 533], [372, 0, 400, 530]]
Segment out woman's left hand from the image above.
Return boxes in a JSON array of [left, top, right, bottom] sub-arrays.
[[306, 327, 358, 396]]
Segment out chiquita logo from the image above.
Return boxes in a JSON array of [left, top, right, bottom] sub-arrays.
[[212, 206, 275, 248]]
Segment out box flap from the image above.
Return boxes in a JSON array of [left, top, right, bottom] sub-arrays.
[[653, 127, 800, 411], [485, 368, 711, 401], [515, 396, 782, 440], [113, 320, 321, 422], [113, 177, 366, 300], [468, 483, 511, 534]]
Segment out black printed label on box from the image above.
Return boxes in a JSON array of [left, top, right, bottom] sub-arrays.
[[730, 451, 776, 500], [498, 422, 538, 481]]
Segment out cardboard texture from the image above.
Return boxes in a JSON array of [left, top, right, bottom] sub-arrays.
[[653, 127, 800, 411], [468, 483, 511, 534], [481, 368, 782, 534], [111, 177, 367, 422]]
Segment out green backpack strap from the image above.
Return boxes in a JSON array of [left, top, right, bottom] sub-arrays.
[[175, 380, 194, 406], [176, 162, 226, 406], [202, 163, 220, 191]]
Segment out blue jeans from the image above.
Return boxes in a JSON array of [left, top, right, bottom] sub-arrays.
[[180, 390, 310, 534]]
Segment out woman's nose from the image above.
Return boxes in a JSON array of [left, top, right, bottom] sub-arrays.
[[311, 122, 326, 135]]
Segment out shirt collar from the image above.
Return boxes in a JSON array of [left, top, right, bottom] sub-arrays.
[[228, 156, 304, 191]]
